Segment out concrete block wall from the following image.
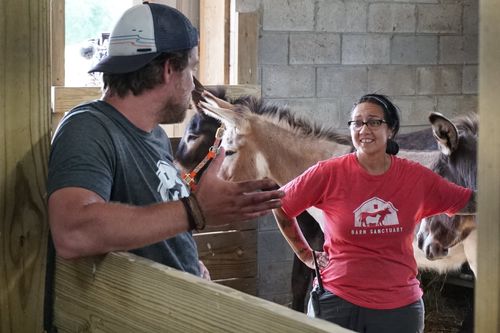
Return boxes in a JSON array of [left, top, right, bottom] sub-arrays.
[[237, 0, 478, 307]]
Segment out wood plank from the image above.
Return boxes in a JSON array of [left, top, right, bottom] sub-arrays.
[[54, 252, 349, 333], [51, 0, 65, 86], [51, 85, 261, 114], [0, 1, 51, 332], [198, 218, 258, 233], [476, 2, 500, 331], [224, 0, 231, 84], [238, 12, 259, 84], [51, 85, 260, 134], [215, 277, 257, 295], [51, 86, 102, 115], [195, 230, 257, 280], [176, 0, 200, 31], [199, 0, 228, 84]]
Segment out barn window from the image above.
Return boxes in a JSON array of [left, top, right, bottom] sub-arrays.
[[64, 0, 134, 86]]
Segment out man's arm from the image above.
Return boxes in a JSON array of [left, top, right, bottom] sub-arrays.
[[49, 151, 284, 259], [48, 187, 192, 259]]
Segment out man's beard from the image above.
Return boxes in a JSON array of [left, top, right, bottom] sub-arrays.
[[158, 99, 189, 125]]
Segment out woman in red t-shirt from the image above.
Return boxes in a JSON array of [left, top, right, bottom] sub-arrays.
[[273, 94, 475, 333]]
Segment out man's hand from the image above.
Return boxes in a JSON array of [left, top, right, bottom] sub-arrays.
[[194, 147, 284, 226]]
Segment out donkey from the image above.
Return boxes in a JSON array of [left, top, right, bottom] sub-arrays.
[[416, 113, 478, 275], [176, 90, 477, 312]]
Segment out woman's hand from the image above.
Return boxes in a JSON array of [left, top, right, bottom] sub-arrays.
[[303, 250, 329, 270]]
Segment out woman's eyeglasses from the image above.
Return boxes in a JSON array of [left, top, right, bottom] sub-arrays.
[[348, 119, 387, 130]]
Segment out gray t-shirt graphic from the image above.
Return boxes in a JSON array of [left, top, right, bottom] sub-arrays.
[[48, 100, 199, 275]]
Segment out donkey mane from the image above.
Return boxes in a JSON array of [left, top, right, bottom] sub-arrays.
[[230, 94, 352, 145]]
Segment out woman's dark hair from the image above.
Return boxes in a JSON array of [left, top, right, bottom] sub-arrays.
[[102, 49, 191, 98], [353, 94, 401, 155]]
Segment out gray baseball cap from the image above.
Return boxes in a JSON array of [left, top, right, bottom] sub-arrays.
[[89, 2, 198, 74]]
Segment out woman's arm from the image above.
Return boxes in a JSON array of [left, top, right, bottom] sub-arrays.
[[273, 207, 315, 269], [456, 191, 477, 215]]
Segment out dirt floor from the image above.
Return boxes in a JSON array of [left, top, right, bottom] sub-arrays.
[[420, 270, 474, 333]]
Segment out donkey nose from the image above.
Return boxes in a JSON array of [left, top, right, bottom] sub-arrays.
[[427, 243, 448, 260], [417, 234, 424, 250]]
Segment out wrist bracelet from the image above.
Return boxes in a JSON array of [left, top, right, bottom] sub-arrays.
[[181, 197, 197, 231], [187, 193, 206, 230], [181, 195, 206, 231]]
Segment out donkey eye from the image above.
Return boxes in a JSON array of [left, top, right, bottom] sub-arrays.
[[225, 150, 236, 156], [186, 134, 199, 141]]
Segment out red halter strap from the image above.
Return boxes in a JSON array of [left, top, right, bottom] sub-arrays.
[[182, 124, 225, 191]]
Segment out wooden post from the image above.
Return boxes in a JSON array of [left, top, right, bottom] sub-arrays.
[[237, 12, 259, 85], [176, 0, 200, 29], [51, 0, 65, 86], [0, 0, 51, 332], [476, 1, 500, 332], [199, 0, 229, 84]]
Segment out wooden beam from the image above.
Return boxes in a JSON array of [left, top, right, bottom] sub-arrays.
[[51, 86, 102, 115], [51, 85, 261, 135], [199, 0, 229, 84], [476, 1, 500, 332], [53, 252, 350, 333], [215, 277, 257, 295], [238, 12, 259, 84], [0, 0, 51, 332], [51, 0, 65, 86], [195, 230, 257, 281], [176, 0, 200, 29]]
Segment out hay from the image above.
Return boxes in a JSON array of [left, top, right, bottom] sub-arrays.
[[420, 270, 474, 333]]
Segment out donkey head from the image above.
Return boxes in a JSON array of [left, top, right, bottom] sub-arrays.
[[197, 95, 271, 181], [175, 86, 227, 178], [417, 112, 478, 260]]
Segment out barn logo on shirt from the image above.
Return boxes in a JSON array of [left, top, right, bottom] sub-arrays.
[[156, 160, 189, 201], [351, 197, 402, 235]]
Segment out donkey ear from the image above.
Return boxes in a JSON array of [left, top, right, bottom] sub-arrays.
[[429, 112, 459, 155], [198, 101, 249, 132]]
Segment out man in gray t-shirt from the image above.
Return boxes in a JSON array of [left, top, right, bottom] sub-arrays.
[[49, 101, 199, 274], [47, 3, 283, 278]]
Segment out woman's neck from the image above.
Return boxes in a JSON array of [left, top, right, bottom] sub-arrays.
[[356, 152, 391, 175]]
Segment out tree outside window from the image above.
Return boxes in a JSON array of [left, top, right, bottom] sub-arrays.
[[65, 0, 133, 86]]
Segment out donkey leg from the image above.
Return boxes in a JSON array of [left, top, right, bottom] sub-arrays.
[[291, 255, 313, 312], [291, 211, 325, 312]]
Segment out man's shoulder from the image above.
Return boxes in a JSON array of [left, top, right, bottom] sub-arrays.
[[58, 101, 119, 130]]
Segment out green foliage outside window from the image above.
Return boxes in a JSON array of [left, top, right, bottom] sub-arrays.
[[65, 0, 131, 46]]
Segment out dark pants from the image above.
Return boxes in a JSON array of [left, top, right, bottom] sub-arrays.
[[308, 290, 424, 333]]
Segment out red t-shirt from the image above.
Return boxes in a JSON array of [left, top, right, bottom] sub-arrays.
[[281, 153, 472, 309]]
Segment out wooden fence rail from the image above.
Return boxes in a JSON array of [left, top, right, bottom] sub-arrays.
[[53, 252, 350, 332]]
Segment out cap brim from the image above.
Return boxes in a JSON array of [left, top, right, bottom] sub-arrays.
[[88, 52, 160, 74]]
